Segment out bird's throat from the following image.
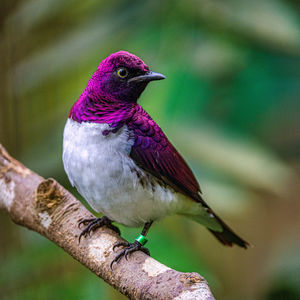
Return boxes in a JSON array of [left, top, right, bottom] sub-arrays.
[[69, 93, 135, 126]]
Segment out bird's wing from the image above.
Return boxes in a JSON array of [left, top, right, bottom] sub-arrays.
[[127, 106, 249, 248], [128, 107, 204, 204]]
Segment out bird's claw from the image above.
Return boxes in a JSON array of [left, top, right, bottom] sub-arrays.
[[78, 218, 95, 229], [78, 216, 120, 243], [113, 241, 130, 252], [110, 240, 150, 269]]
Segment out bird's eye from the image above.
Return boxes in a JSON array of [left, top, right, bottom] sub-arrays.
[[117, 68, 128, 78]]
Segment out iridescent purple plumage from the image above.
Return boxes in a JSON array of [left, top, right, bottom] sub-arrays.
[[69, 51, 149, 122], [64, 51, 249, 257], [69, 51, 203, 203]]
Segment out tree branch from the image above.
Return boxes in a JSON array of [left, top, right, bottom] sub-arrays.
[[0, 144, 215, 300]]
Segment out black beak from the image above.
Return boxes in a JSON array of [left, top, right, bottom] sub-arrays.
[[128, 71, 166, 84]]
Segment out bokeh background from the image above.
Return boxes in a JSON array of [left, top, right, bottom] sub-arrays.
[[1, 0, 300, 299]]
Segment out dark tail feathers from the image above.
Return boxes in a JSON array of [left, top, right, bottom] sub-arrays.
[[209, 213, 249, 249]]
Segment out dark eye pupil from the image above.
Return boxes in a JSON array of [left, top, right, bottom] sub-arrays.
[[119, 69, 127, 76]]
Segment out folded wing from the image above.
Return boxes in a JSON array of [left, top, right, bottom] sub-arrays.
[[128, 106, 204, 204]]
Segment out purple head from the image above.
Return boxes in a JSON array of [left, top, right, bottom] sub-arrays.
[[87, 51, 165, 102]]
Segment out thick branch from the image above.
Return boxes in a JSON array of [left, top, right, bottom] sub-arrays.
[[0, 144, 215, 300]]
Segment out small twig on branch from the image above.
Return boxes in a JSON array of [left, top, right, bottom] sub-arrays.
[[0, 144, 215, 300]]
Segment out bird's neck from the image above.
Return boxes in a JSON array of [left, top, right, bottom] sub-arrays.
[[68, 91, 136, 126]]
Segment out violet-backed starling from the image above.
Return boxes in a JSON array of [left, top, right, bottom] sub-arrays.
[[63, 51, 249, 266]]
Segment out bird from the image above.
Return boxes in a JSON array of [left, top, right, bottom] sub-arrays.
[[62, 51, 249, 267]]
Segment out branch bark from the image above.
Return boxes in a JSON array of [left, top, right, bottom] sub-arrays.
[[0, 144, 215, 300]]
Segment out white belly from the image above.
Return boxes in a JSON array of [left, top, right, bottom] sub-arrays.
[[62, 119, 183, 227]]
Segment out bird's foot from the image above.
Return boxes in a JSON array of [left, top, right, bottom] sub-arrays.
[[110, 240, 150, 269], [78, 216, 120, 243]]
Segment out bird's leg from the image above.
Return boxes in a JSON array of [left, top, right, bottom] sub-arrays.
[[78, 216, 120, 243], [111, 221, 153, 268]]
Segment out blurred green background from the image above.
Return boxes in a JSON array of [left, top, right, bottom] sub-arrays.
[[1, 0, 300, 299]]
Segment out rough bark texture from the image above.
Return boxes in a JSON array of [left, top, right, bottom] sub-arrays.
[[0, 144, 215, 300]]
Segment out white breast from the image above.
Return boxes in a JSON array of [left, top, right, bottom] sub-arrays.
[[62, 119, 184, 227]]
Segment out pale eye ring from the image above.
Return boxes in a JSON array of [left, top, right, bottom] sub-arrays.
[[117, 68, 128, 78]]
